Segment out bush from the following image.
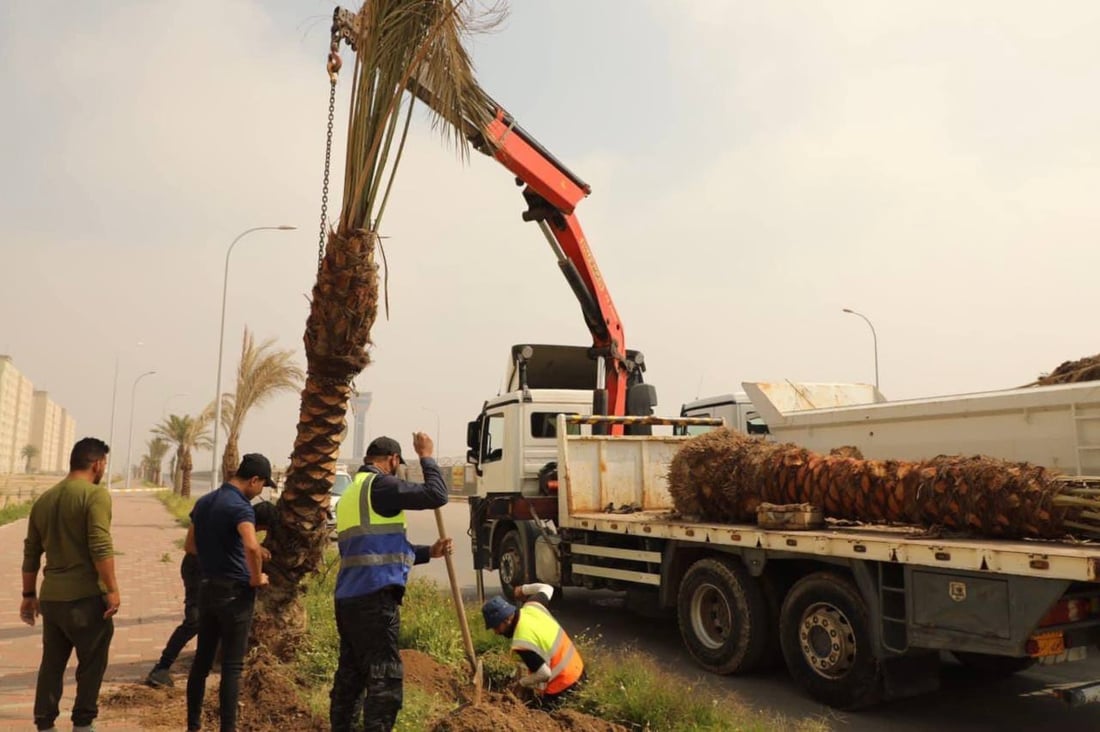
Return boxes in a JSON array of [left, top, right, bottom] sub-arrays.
[[0, 499, 34, 526], [154, 490, 195, 528]]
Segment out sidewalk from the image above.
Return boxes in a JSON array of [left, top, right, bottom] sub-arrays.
[[0, 492, 189, 731]]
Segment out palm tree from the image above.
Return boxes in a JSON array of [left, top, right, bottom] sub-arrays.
[[143, 437, 171, 485], [21, 444, 39, 473], [218, 327, 303, 482], [153, 414, 211, 498], [262, 0, 501, 656]]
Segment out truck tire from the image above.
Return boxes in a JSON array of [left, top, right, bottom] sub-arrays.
[[497, 529, 531, 598], [677, 557, 770, 674], [779, 572, 881, 709], [952, 651, 1036, 677]]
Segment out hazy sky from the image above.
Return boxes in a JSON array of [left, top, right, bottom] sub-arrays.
[[3, 1, 1100, 471]]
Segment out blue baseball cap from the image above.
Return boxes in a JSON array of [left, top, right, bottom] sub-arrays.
[[482, 596, 517, 629]]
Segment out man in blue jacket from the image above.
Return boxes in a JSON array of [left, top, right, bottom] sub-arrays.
[[330, 433, 451, 732]]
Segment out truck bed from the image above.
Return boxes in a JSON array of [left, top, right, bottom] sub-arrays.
[[556, 424, 1100, 584], [567, 509, 1100, 583]]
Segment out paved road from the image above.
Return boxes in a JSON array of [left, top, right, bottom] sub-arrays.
[[414, 501, 1100, 732]]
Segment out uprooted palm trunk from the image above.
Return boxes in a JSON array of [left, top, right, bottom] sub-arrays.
[[257, 229, 378, 659], [668, 428, 1091, 540], [1033, 353, 1100, 386]]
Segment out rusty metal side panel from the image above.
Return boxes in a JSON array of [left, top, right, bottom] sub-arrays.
[[559, 435, 683, 517]]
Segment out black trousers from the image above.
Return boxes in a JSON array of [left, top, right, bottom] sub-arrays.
[[186, 580, 255, 732], [34, 595, 114, 730], [156, 553, 202, 670], [330, 588, 403, 732]]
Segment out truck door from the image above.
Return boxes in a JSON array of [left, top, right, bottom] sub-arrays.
[[479, 411, 508, 492]]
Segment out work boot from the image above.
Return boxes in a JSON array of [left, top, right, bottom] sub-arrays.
[[145, 665, 174, 687]]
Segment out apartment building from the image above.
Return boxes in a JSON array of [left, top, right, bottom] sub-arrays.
[[0, 357, 77, 474], [0, 356, 34, 474]]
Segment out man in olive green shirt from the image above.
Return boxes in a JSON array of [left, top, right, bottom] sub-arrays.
[[21, 437, 119, 732]]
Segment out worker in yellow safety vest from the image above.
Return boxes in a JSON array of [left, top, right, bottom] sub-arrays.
[[482, 582, 586, 706]]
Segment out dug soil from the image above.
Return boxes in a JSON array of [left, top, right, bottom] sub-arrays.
[[100, 649, 624, 731]]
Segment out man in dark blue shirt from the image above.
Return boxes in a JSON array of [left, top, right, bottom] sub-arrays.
[[330, 433, 450, 732], [185, 453, 274, 732]]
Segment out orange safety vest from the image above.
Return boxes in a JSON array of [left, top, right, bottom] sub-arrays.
[[511, 601, 584, 695]]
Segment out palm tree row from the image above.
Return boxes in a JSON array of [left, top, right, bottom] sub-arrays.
[[142, 326, 301, 497]]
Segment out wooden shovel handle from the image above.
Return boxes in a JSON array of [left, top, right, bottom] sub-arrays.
[[435, 507, 478, 673]]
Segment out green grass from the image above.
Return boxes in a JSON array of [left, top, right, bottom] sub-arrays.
[[154, 490, 195, 527], [0, 500, 34, 526], [295, 550, 830, 731]]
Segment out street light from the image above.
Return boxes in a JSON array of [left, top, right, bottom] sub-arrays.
[[106, 341, 143, 490], [842, 308, 879, 390], [420, 406, 441, 456], [125, 370, 156, 491], [211, 225, 296, 486]]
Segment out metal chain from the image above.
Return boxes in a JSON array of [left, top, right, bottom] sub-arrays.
[[318, 37, 342, 272]]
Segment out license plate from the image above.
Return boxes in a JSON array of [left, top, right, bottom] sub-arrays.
[[1030, 631, 1067, 657]]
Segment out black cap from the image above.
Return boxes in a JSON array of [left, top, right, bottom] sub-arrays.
[[366, 436, 405, 465], [237, 453, 276, 488]]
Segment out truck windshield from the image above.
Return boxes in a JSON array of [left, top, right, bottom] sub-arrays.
[[331, 473, 352, 496]]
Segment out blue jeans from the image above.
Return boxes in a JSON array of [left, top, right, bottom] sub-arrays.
[[186, 579, 255, 731]]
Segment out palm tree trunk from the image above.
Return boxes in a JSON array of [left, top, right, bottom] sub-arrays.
[[222, 434, 240, 484], [258, 228, 378, 659], [669, 429, 1077, 539], [180, 449, 194, 499]]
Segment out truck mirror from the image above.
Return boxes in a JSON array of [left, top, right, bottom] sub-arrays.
[[466, 419, 482, 453]]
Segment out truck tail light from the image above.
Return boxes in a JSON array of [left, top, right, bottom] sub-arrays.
[[1038, 597, 1099, 628]]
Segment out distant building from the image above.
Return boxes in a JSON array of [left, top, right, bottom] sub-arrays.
[[350, 392, 373, 462], [0, 356, 34, 474], [0, 357, 76, 474]]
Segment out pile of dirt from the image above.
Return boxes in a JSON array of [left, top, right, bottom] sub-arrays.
[[1034, 353, 1100, 385], [231, 645, 327, 731], [101, 683, 186, 730], [101, 648, 623, 731], [100, 647, 325, 732], [404, 648, 465, 698], [431, 690, 627, 732]]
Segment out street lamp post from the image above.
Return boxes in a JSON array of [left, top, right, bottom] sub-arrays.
[[842, 308, 879, 390], [125, 370, 156, 491], [210, 225, 296, 486], [106, 341, 143, 490]]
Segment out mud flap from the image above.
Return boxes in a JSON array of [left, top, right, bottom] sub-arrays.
[[881, 653, 940, 701]]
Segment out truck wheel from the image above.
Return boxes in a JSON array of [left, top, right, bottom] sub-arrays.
[[780, 573, 881, 709], [497, 529, 530, 598], [952, 651, 1035, 677], [677, 557, 769, 674]]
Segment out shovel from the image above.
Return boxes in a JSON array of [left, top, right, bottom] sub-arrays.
[[435, 507, 483, 704]]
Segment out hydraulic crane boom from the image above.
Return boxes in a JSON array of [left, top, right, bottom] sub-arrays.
[[332, 7, 636, 423]]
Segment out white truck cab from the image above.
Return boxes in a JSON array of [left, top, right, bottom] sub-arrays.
[[677, 392, 770, 436]]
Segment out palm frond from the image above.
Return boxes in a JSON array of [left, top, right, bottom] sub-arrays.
[[338, 0, 505, 234], [225, 326, 304, 436]]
